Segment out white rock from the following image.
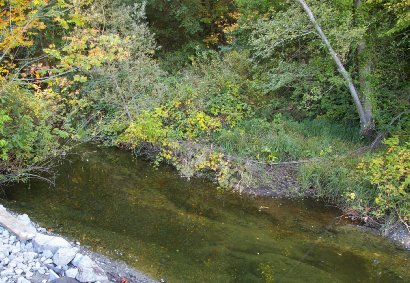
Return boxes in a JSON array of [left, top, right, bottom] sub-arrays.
[[11, 247, 21, 254], [42, 249, 53, 259], [17, 262, 26, 269], [0, 268, 13, 276], [25, 270, 33, 279], [24, 251, 37, 261], [25, 242, 33, 251], [43, 258, 53, 264], [71, 253, 84, 267], [0, 207, 36, 240], [17, 214, 34, 229], [33, 233, 71, 253], [53, 247, 79, 266], [38, 268, 46, 275], [75, 255, 108, 282], [49, 269, 59, 281], [15, 268, 24, 275], [37, 227, 47, 233], [65, 268, 79, 278], [17, 277, 31, 283]]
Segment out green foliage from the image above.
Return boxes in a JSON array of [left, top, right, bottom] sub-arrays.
[[245, 0, 365, 122], [258, 262, 275, 283], [298, 157, 379, 231], [0, 0, 133, 183], [0, 110, 12, 160], [117, 110, 171, 148], [216, 117, 362, 162], [300, 137, 410, 226], [359, 137, 410, 224], [0, 80, 64, 180]]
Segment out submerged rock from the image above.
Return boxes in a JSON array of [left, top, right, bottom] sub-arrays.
[[386, 224, 410, 250]]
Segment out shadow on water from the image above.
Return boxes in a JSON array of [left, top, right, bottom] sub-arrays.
[[1, 144, 409, 282]]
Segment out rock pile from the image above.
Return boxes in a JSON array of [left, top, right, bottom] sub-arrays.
[[0, 205, 108, 283]]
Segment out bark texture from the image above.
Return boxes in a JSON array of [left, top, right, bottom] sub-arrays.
[[296, 0, 374, 134]]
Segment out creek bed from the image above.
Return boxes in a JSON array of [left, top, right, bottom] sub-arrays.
[[1, 145, 409, 282]]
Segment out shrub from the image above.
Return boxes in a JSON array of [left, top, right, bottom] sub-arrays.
[[359, 137, 410, 226]]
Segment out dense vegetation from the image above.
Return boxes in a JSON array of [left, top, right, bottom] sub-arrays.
[[1, 0, 409, 232]]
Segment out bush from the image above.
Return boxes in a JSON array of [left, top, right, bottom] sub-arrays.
[[299, 136, 410, 227], [299, 158, 375, 216], [0, 81, 65, 184], [359, 137, 410, 226]]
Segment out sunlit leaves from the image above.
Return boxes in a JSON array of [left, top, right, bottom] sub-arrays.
[[359, 137, 410, 224]]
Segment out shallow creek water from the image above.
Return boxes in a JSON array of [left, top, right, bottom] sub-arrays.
[[1, 145, 409, 282]]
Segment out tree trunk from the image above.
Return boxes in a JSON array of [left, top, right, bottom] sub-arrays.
[[354, 0, 374, 133], [296, 0, 374, 134]]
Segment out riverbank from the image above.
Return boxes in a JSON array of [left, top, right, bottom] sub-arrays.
[[238, 165, 410, 252], [0, 205, 156, 283]]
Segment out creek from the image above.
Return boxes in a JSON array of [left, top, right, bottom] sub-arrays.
[[1, 145, 409, 282]]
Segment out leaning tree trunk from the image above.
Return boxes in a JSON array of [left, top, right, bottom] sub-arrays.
[[296, 0, 374, 135]]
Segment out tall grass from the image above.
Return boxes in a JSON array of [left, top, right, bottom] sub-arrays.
[[214, 117, 363, 162]]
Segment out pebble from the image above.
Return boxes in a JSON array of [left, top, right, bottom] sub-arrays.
[[43, 258, 53, 264], [17, 277, 31, 283], [0, 268, 13, 276], [25, 270, 33, 278], [0, 211, 109, 283], [65, 267, 79, 278], [38, 267, 46, 275], [42, 249, 54, 259], [49, 269, 60, 281]]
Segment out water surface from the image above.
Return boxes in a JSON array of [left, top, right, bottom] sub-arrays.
[[1, 145, 409, 282]]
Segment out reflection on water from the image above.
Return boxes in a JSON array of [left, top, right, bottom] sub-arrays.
[[1, 145, 409, 282]]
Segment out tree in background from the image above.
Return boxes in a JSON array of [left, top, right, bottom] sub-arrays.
[[238, 0, 408, 135], [0, 0, 129, 184]]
